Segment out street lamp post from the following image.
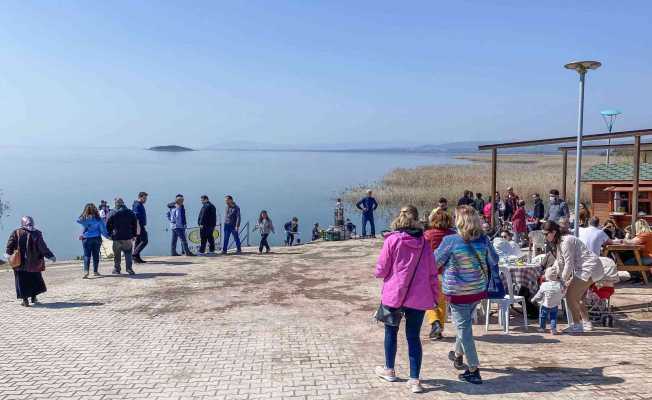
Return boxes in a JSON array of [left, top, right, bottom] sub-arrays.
[[601, 109, 622, 164], [565, 60, 602, 237]]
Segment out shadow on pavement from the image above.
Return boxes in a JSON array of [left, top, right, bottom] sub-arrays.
[[421, 365, 625, 395], [34, 301, 104, 309], [145, 261, 194, 266], [475, 334, 561, 344], [123, 272, 187, 279]]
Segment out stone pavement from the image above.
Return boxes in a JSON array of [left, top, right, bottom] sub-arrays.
[[1, 239, 652, 400]]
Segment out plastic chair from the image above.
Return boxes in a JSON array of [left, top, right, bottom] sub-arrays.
[[528, 230, 546, 256], [485, 267, 528, 333]]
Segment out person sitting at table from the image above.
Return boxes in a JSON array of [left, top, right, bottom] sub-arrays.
[[579, 217, 614, 256], [542, 221, 604, 334], [492, 230, 521, 259], [603, 218, 626, 240], [622, 219, 652, 283]]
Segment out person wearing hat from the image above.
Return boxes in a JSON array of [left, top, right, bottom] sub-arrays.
[[106, 198, 139, 275], [167, 194, 194, 256], [5, 216, 55, 307]]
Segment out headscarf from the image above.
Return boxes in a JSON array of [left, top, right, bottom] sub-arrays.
[[20, 216, 35, 231]]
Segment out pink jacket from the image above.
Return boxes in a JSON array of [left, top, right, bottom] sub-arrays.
[[375, 231, 438, 310], [512, 207, 527, 233]]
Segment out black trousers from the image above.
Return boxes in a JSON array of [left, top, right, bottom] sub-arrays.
[[199, 226, 216, 253], [259, 233, 270, 253], [133, 228, 148, 257]]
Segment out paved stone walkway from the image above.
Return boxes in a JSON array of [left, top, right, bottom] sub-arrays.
[[1, 239, 652, 399]]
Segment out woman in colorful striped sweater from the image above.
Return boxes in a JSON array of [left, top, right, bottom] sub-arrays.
[[435, 205, 497, 385]]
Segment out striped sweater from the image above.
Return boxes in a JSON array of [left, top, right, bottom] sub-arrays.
[[435, 234, 496, 304]]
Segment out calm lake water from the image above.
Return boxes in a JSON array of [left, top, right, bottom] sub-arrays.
[[0, 147, 465, 259]]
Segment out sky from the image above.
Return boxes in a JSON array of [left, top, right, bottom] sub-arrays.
[[1, 1, 651, 148]]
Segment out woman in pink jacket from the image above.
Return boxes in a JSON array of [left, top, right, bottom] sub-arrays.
[[511, 200, 527, 245], [374, 205, 438, 394]]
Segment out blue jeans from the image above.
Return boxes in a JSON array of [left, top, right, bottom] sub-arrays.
[[450, 302, 480, 368], [362, 213, 375, 237], [539, 305, 558, 330], [222, 224, 241, 252], [82, 237, 101, 273], [171, 228, 190, 255], [384, 308, 425, 379]]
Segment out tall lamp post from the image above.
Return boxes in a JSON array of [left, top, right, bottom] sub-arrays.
[[565, 60, 602, 237], [601, 109, 622, 164]]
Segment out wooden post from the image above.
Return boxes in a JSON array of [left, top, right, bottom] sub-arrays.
[[632, 135, 641, 234], [562, 149, 568, 201], [491, 147, 497, 228]]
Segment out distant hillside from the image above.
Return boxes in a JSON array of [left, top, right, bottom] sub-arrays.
[[148, 145, 195, 152]]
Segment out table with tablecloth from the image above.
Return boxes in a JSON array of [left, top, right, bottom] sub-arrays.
[[499, 263, 544, 296]]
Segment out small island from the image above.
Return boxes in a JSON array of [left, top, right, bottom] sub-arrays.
[[148, 145, 195, 152]]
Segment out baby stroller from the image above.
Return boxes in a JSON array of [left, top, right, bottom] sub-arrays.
[[585, 257, 619, 328]]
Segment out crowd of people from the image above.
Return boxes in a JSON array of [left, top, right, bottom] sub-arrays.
[[4, 190, 382, 307], [373, 185, 642, 392]]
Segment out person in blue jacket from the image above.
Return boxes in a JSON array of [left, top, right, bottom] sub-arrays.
[[77, 203, 109, 278], [132, 191, 148, 263], [356, 190, 378, 238], [167, 194, 194, 256]]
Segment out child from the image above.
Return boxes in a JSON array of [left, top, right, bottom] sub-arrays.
[[254, 210, 274, 254], [532, 267, 564, 335]]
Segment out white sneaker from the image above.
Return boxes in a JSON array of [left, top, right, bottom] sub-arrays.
[[583, 321, 594, 332], [562, 323, 583, 334], [407, 379, 424, 393], [375, 366, 397, 382]]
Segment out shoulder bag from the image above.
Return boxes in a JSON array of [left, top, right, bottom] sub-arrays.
[[469, 237, 505, 299], [374, 238, 425, 327], [8, 230, 22, 269]]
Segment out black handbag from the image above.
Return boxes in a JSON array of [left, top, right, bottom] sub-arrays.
[[374, 239, 425, 327]]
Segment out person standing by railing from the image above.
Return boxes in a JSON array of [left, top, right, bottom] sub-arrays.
[[197, 195, 217, 255], [222, 195, 242, 254]]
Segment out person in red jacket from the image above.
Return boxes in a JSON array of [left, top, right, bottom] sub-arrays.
[[424, 209, 456, 340], [511, 200, 527, 246]]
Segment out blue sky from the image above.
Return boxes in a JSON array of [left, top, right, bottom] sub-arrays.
[[1, 1, 651, 147]]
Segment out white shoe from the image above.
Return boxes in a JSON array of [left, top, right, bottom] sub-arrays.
[[375, 366, 397, 382], [562, 323, 583, 334], [583, 321, 594, 332], [407, 379, 424, 393]]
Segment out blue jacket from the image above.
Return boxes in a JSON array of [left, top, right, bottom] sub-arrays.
[[132, 200, 147, 228], [356, 196, 378, 215], [167, 206, 187, 229], [78, 217, 109, 239]]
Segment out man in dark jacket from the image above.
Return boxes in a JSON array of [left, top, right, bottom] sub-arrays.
[[132, 192, 148, 263], [473, 193, 485, 213], [356, 190, 378, 238], [532, 193, 545, 229], [222, 195, 242, 254], [457, 190, 474, 206], [198, 195, 217, 254], [106, 198, 138, 275]]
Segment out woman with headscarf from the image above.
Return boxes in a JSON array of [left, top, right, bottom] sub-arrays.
[[5, 216, 56, 307]]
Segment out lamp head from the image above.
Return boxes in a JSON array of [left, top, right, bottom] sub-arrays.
[[564, 60, 602, 73], [600, 109, 622, 117]]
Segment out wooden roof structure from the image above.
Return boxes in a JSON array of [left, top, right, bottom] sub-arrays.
[[478, 128, 652, 231]]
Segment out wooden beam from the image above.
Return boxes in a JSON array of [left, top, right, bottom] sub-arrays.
[[632, 136, 641, 234], [562, 149, 568, 201], [491, 148, 497, 228], [478, 128, 652, 150]]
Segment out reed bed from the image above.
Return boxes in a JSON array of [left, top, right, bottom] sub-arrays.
[[343, 154, 617, 217]]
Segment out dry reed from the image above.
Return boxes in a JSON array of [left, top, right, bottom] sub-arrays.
[[343, 154, 620, 216]]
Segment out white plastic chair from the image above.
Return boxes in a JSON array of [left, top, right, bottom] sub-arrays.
[[529, 230, 546, 256], [485, 266, 528, 333]]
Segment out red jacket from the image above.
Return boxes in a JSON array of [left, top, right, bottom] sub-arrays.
[[512, 207, 527, 233], [424, 228, 456, 251]]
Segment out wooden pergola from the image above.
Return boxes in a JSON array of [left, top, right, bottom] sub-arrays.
[[478, 128, 652, 231]]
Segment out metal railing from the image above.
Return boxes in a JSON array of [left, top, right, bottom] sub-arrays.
[[226, 221, 250, 250]]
